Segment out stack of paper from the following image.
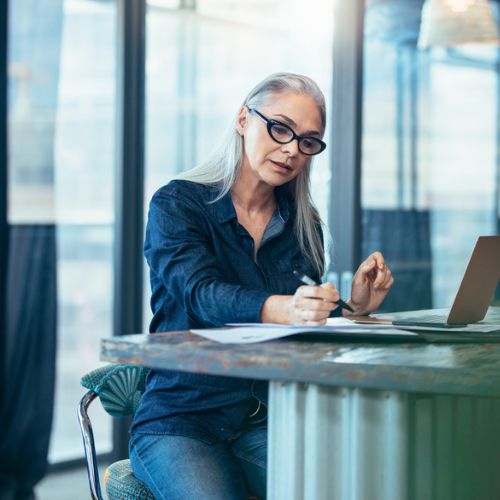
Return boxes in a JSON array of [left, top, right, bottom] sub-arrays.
[[190, 318, 418, 344]]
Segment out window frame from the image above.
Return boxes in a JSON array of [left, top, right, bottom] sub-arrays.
[[112, 0, 146, 462], [1, 0, 8, 419], [329, 0, 365, 295]]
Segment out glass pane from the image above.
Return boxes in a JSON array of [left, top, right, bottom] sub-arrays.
[[144, 0, 336, 328], [8, 0, 116, 462], [361, 1, 500, 312]]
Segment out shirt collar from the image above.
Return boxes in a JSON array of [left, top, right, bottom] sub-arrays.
[[275, 185, 290, 223], [212, 188, 237, 224], [212, 184, 291, 224]]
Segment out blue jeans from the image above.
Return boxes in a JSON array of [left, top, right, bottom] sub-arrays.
[[129, 424, 267, 500]]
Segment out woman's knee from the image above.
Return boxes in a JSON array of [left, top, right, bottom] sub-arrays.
[[130, 433, 248, 500]]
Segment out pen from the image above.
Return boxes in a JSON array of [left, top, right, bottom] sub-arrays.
[[292, 270, 355, 314]]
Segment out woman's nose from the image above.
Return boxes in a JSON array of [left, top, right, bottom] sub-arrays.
[[281, 139, 299, 157]]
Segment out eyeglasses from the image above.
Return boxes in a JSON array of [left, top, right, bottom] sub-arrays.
[[248, 108, 326, 156]]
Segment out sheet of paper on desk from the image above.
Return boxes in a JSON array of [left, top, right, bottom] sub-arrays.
[[191, 318, 417, 344], [226, 318, 394, 329]]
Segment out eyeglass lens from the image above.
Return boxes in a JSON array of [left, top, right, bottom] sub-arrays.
[[269, 122, 323, 155]]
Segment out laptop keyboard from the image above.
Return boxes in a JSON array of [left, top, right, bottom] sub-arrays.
[[392, 315, 468, 328], [399, 314, 448, 323]]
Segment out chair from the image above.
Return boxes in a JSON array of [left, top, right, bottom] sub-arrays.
[[78, 364, 155, 500]]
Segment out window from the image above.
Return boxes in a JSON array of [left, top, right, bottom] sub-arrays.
[[8, 0, 117, 462], [361, 0, 500, 312], [144, 0, 336, 327]]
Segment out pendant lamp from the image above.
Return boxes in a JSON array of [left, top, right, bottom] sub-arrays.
[[418, 0, 499, 48]]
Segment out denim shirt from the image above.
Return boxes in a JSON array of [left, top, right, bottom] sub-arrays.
[[131, 179, 324, 443]]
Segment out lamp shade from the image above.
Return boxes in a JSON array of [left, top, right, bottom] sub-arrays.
[[418, 0, 499, 48]]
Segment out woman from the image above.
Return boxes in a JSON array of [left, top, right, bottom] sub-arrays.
[[130, 72, 394, 499]]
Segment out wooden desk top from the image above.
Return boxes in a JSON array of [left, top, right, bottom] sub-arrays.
[[101, 322, 500, 398]]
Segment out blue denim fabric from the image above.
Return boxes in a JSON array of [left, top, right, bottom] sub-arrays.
[[129, 419, 267, 500], [131, 180, 322, 442]]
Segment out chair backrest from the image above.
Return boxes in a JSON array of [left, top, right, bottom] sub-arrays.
[[78, 364, 149, 500], [80, 364, 149, 417]]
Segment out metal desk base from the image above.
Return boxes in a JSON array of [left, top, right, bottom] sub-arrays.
[[268, 381, 500, 500]]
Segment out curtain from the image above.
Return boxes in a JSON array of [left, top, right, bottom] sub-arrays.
[[0, 225, 57, 500]]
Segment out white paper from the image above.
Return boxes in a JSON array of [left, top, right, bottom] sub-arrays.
[[193, 313, 500, 343], [226, 318, 393, 329], [191, 327, 309, 343], [191, 318, 418, 344]]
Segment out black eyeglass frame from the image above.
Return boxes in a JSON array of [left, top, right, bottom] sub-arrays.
[[248, 107, 327, 156]]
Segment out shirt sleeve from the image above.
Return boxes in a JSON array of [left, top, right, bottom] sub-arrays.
[[144, 189, 273, 328]]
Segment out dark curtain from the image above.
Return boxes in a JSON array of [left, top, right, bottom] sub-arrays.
[[0, 225, 57, 500]]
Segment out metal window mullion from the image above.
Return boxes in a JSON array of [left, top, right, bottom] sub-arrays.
[[396, 46, 405, 208], [496, 58, 500, 235], [0, 0, 8, 418], [329, 0, 365, 285], [409, 47, 419, 209], [113, 0, 146, 461]]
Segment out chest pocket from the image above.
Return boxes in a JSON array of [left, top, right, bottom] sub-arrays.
[[291, 253, 318, 283], [264, 251, 318, 295]]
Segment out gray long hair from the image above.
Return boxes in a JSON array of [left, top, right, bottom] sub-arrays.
[[176, 72, 326, 275]]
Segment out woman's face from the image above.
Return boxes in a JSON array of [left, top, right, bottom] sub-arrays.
[[237, 91, 323, 188]]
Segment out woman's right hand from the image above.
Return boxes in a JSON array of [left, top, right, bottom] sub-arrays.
[[261, 283, 340, 325], [287, 283, 340, 325]]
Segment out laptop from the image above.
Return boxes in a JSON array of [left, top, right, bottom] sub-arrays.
[[382, 236, 500, 328]]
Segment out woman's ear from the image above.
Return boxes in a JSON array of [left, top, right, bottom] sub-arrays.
[[236, 106, 248, 136]]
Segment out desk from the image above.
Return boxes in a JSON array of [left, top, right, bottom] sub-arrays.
[[101, 330, 500, 500]]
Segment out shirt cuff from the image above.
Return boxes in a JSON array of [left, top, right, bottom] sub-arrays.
[[244, 290, 274, 323]]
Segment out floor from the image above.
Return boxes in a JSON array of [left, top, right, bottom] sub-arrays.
[[35, 464, 109, 500]]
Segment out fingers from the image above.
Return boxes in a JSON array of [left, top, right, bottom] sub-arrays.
[[291, 294, 336, 314], [373, 266, 390, 289], [294, 283, 340, 302], [290, 307, 329, 325], [357, 257, 377, 278], [303, 319, 328, 326], [358, 251, 394, 290], [384, 274, 395, 290], [359, 252, 383, 274], [371, 251, 385, 269], [291, 283, 340, 324], [295, 307, 329, 321]]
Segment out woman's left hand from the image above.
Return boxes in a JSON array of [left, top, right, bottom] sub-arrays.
[[348, 251, 394, 315]]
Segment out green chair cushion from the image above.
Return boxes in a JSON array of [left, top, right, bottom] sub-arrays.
[[81, 364, 116, 390], [104, 459, 155, 500], [80, 364, 148, 417]]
